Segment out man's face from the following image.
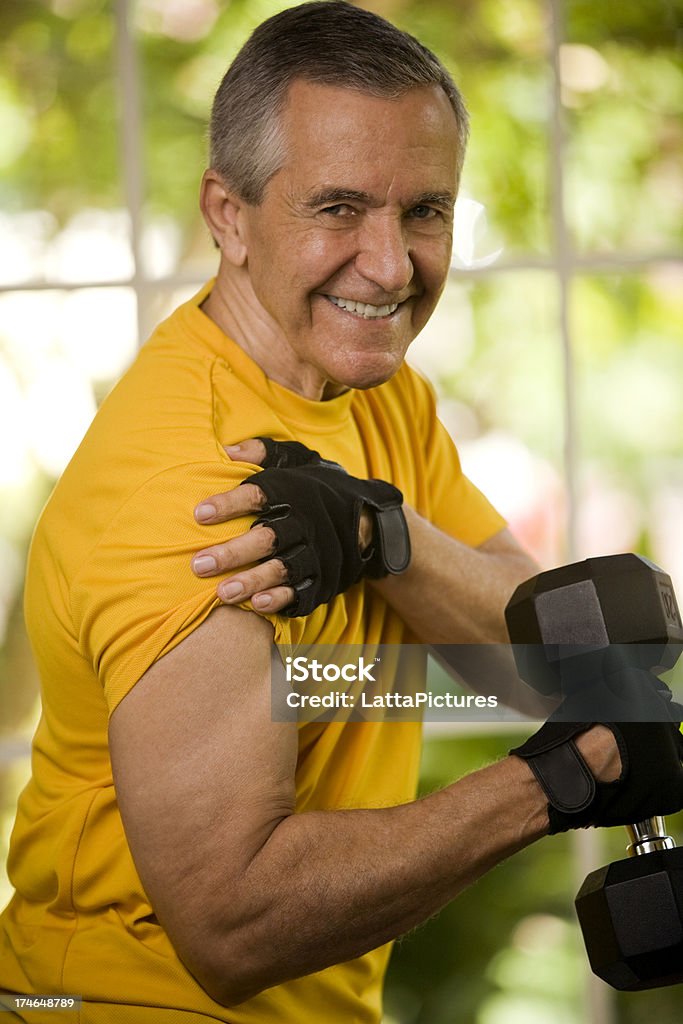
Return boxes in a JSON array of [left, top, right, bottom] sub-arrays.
[[238, 80, 460, 398]]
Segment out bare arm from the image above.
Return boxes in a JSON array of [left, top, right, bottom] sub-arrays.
[[110, 605, 619, 1006], [110, 605, 553, 1006], [372, 511, 551, 714], [371, 507, 537, 643]]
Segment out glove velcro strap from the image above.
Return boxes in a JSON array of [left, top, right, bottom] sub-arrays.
[[510, 723, 598, 822], [525, 741, 596, 814], [363, 484, 411, 578], [371, 506, 411, 575]]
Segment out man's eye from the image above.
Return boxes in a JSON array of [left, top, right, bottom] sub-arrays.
[[410, 205, 438, 220], [321, 204, 355, 216]]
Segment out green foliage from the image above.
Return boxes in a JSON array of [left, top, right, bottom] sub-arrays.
[[384, 0, 551, 252], [0, 0, 120, 217], [432, 273, 563, 458], [567, 0, 683, 49], [572, 274, 683, 490]]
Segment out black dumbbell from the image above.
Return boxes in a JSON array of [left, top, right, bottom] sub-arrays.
[[505, 553, 683, 990]]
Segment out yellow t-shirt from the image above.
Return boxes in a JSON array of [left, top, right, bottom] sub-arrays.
[[0, 282, 505, 1023]]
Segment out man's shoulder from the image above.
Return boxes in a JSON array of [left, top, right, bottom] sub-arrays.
[[32, 335, 235, 589]]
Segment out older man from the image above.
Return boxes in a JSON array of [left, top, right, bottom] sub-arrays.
[[2, 4, 682, 1023]]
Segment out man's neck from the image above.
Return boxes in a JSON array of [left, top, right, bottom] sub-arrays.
[[200, 274, 346, 403]]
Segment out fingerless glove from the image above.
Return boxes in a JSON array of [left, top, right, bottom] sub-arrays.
[[243, 438, 411, 616], [510, 671, 683, 833]]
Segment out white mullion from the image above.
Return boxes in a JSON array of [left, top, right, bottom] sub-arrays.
[[549, 3, 615, 1023], [3, 251, 679, 299], [549, 0, 578, 562], [4, 253, 680, 298], [113, 0, 148, 346]]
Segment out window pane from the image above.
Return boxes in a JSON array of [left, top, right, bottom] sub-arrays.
[[394, 0, 551, 257], [134, 0, 295, 281], [572, 267, 683, 593], [0, 287, 137, 465], [0, 287, 138, 717], [564, 0, 683, 255], [0, 2, 132, 283], [139, 282, 204, 334], [410, 271, 567, 566]]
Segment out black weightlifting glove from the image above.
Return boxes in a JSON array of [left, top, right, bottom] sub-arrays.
[[243, 438, 411, 617], [256, 437, 339, 471], [510, 671, 683, 833]]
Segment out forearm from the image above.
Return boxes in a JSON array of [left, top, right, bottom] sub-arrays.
[[371, 507, 539, 643], [205, 754, 547, 1003]]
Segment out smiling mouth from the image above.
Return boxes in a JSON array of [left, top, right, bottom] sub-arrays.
[[326, 295, 400, 319]]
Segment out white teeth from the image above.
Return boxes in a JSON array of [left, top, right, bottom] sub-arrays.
[[328, 295, 399, 319]]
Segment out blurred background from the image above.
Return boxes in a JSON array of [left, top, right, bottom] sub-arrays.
[[1, 0, 682, 1020]]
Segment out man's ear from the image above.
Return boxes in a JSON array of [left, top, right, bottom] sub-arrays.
[[199, 169, 248, 266]]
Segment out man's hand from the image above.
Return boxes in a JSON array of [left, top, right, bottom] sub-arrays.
[[192, 438, 409, 616], [192, 439, 295, 613], [510, 674, 683, 833]]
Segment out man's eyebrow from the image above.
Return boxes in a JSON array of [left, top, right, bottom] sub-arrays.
[[301, 187, 373, 208], [413, 192, 456, 211], [299, 188, 457, 211]]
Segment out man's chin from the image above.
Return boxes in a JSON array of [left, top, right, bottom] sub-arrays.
[[330, 349, 408, 393]]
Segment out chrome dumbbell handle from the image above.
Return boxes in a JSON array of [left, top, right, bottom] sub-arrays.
[[626, 816, 675, 856]]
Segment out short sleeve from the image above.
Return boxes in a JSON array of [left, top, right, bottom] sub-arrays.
[[407, 367, 507, 546], [424, 417, 506, 546], [70, 459, 292, 716]]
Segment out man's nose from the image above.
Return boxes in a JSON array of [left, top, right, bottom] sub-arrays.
[[354, 214, 413, 295]]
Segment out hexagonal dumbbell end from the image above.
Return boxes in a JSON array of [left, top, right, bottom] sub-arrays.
[[505, 553, 683, 697], [575, 846, 683, 990]]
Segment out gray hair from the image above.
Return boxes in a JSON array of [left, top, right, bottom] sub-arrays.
[[209, 0, 469, 205]]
